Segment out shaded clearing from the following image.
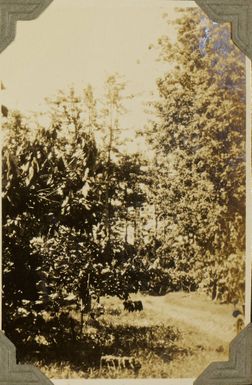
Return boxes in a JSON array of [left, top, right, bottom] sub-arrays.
[[16, 292, 236, 378]]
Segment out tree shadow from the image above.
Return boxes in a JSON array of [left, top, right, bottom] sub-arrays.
[[16, 319, 191, 374]]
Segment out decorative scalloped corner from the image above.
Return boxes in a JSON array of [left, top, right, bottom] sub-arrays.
[[0, 0, 53, 53], [0, 331, 53, 384], [195, 0, 252, 60], [194, 323, 252, 385]]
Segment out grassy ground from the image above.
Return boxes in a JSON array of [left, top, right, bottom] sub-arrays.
[[24, 291, 237, 379]]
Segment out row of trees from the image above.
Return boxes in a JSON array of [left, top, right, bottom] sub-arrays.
[[2, 8, 246, 347]]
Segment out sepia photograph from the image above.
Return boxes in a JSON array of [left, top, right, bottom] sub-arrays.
[[0, 0, 249, 380]]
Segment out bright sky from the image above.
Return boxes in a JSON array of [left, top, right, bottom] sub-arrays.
[[0, 0, 197, 137]]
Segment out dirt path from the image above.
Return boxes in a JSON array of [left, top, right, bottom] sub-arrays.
[[132, 292, 236, 344], [41, 292, 238, 379]]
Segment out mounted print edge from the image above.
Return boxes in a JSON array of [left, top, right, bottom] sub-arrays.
[[0, 0, 251, 384], [195, 0, 252, 60], [194, 323, 252, 385], [0, 330, 53, 384], [0, 0, 53, 54]]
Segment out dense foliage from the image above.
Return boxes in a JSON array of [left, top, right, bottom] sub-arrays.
[[144, 9, 246, 302], [2, 77, 151, 346]]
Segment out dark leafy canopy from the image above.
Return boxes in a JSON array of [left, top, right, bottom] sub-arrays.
[[144, 8, 246, 302], [2, 78, 150, 344]]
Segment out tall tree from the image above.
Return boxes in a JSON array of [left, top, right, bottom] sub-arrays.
[[144, 8, 246, 302]]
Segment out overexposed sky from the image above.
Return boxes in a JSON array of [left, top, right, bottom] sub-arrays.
[[0, 0, 197, 134]]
